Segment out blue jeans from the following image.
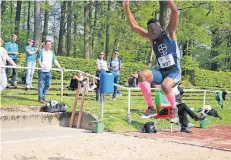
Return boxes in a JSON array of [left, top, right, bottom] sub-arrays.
[[113, 74, 120, 99], [6, 59, 18, 85], [38, 71, 51, 100], [26, 61, 36, 86]]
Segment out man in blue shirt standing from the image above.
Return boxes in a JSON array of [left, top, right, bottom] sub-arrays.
[[37, 40, 63, 103], [24, 39, 38, 90], [108, 49, 122, 101], [5, 34, 19, 88]]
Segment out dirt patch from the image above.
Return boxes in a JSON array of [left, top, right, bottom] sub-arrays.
[[124, 125, 231, 151]]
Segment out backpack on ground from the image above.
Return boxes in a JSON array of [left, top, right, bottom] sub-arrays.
[[206, 109, 222, 120], [142, 122, 157, 133], [40, 100, 67, 113]]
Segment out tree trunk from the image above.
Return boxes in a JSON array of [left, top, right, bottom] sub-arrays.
[[88, 1, 93, 58], [182, 40, 190, 56], [10, 1, 14, 34], [57, 1, 67, 56], [22, 2, 26, 30], [27, 1, 31, 39], [52, 12, 57, 53], [73, 13, 77, 56], [34, 1, 41, 48], [66, 1, 72, 57], [15, 1, 22, 36], [91, 1, 99, 58], [113, 36, 119, 51], [105, 0, 111, 59], [159, 1, 169, 30], [225, 35, 231, 65], [42, 0, 49, 43], [84, 0, 90, 59], [148, 46, 154, 67], [1, 1, 6, 20], [210, 28, 222, 71]]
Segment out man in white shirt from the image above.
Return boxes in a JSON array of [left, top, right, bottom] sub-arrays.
[[37, 40, 63, 103]]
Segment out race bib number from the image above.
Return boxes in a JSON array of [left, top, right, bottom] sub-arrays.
[[158, 54, 175, 68]]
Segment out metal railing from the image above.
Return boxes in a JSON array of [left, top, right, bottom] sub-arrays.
[[1, 65, 231, 123]]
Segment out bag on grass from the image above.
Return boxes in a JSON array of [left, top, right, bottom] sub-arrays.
[[206, 109, 222, 120], [40, 100, 67, 113], [143, 122, 157, 133]]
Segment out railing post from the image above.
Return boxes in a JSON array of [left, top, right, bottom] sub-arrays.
[[127, 89, 131, 123], [60, 70, 64, 102], [100, 94, 104, 120], [203, 91, 206, 107]]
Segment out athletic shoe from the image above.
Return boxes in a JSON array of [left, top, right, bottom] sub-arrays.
[[6, 83, 10, 88], [90, 84, 97, 91], [170, 117, 179, 123], [25, 85, 30, 90], [112, 98, 116, 101], [43, 97, 49, 102], [39, 99, 46, 103], [140, 107, 157, 118], [188, 123, 194, 128], [170, 108, 178, 123], [30, 85, 34, 89], [195, 115, 206, 121], [180, 127, 191, 133], [13, 82, 17, 89]]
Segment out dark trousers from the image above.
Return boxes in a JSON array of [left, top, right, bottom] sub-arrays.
[[95, 71, 104, 101], [112, 74, 119, 99], [6, 59, 18, 85], [177, 103, 199, 128]]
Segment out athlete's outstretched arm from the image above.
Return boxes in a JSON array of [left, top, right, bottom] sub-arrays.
[[166, 0, 179, 41], [123, 0, 150, 40]]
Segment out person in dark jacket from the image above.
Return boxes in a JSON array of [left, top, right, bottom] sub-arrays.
[[174, 85, 206, 133]]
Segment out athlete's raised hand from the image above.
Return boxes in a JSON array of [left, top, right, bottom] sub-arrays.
[[122, 0, 130, 9]]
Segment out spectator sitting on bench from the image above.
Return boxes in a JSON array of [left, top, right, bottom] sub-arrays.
[[68, 72, 88, 91], [128, 70, 138, 87], [173, 85, 206, 133]]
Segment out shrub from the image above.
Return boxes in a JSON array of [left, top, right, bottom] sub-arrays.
[[16, 54, 147, 85], [15, 54, 231, 89], [189, 68, 231, 89]]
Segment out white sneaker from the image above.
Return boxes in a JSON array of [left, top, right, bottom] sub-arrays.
[[112, 98, 116, 101], [170, 117, 179, 123], [30, 85, 34, 89], [90, 84, 97, 90], [25, 85, 30, 89], [188, 123, 194, 128]]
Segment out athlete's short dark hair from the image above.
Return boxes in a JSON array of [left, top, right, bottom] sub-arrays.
[[147, 18, 159, 25]]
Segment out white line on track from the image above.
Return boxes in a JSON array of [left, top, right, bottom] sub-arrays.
[[1, 135, 74, 144]]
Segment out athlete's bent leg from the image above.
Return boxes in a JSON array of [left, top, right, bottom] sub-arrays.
[[138, 69, 162, 118], [162, 77, 178, 122], [138, 70, 154, 108]]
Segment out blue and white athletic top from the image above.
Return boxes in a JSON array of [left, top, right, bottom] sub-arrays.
[[152, 31, 180, 70]]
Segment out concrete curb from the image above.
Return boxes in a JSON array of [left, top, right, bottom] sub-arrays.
[[1, 106, 98, 130]]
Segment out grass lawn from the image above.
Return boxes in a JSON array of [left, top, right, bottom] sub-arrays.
[[1, 82, 231, 132]]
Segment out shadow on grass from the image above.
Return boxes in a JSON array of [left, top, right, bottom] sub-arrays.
[[1, 95, 37, 102], [130, 120, 144, 131]]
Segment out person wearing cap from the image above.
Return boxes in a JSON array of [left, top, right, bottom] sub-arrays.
[[5, 34, 19, 88], [24, 39, 39, 89], [108, 49, 122, 101], [123, 0, 180, 122], [0, 38, 17, 91]]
